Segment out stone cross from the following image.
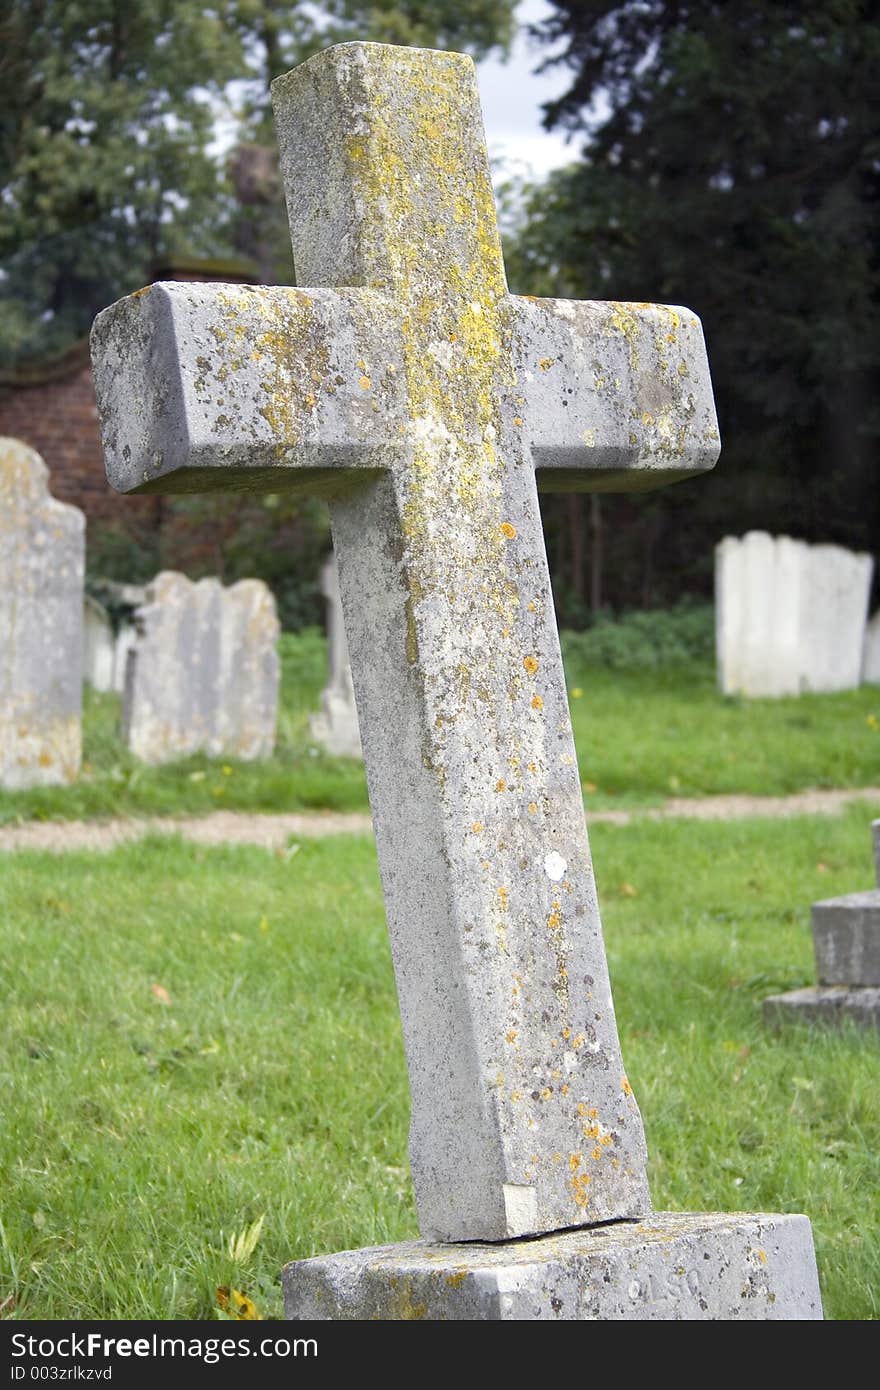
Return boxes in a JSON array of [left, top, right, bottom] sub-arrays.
[[91, 42, 719, 1243]]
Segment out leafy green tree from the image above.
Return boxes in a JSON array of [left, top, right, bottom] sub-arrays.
[[0, 2, 243, 362], [0, 0, 515, 364], [0, 1, 514, 626], [512, 2, 880, 615]]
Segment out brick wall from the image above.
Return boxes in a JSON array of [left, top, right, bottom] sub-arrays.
[[0, 342, 159, 525], [0, 257, 258, 532]]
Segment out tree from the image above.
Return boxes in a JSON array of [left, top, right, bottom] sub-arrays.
[[0, 0, 515, 365], [510, 2, 880, 616], [0, 1, 242, 363]]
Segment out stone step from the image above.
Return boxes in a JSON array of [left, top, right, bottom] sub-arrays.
[[763, 985, 880, 1030], [812, 890, 880, 986], [283, 1212, 822, 1320]]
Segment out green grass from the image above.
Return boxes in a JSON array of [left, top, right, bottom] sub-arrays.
[[571, 664, 880, 806], [1, 806, 878, 1319], [0, 631, 370, 825], [1, 629, 879, 824]]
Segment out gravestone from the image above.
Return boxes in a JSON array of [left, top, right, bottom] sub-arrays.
[[122, 572, 280, 764], [0, 437, 84, 788], [310, 553, 362, 757], [716, 532, 873, 697], [764, 820, 880, 1028], [83, 596, 115, 692], [91, 41, 822, 1319], [83, 583, 145, 694], [862, 612, 880, 685]]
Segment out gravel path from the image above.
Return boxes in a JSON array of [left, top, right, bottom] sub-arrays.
[[1, 787, 879, 854]]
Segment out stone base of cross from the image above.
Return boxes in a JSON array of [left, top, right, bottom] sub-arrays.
[[283, 1212, 820, 1320], [91, 41, 822, 1319]]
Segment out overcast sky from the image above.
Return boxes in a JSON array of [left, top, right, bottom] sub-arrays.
[[209, 1, 584, 184], [476, 0, 582, 184]]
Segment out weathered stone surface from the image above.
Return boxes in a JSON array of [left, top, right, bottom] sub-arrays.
[[763, 986, 880, 1029], [283, 1212, 821, 1321], [812, 890, 880, 986], [0, 437, 84, 787], [862, 611, 880, 685], [93, 41, 723, 1246], [309, 554, 361, 757], [92, 43, 818, 1315], [122, 571, 280, 764], [716, 531, 873, 697]]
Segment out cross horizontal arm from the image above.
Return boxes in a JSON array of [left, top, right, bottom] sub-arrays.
[[90, 282, 409, 497], [513, 297, 720, 492]]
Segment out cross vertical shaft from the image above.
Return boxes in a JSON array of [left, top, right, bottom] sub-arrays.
[[273, 45, 650, 1240]]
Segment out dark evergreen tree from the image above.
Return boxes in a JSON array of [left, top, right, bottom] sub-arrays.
[[509, 1, 880, 616]]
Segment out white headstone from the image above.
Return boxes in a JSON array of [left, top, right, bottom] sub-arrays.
[[122, 571, 280, 764], [0, 438, 84, 787], [716, 531, 873, 696], [84, 591, 145, 694], [862, 611, 880, 685], [83, 596, 115, 692], [310, 554, 362, 757]]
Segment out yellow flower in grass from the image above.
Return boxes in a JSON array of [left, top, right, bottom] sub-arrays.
[[216, 1287, 261, 1320]]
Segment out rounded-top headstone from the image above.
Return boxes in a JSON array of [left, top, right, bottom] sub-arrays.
[[0, 437, 84, 788]]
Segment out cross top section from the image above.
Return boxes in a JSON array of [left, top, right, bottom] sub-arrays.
[[275, 44, 508, 302]]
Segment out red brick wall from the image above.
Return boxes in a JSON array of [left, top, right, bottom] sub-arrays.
[[0, 259, 258, 531], [0, 345, 160, 525]]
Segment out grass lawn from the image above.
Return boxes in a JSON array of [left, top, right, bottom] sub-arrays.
[[2, 806, 878, 1320], [1, 626, 879, 824]]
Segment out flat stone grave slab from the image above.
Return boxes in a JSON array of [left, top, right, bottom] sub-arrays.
[[765, 821, 880, 1029], [764, 986, 880, 1030]]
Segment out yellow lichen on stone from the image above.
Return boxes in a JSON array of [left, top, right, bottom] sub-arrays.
[[608, 301, 643, 374], [339, 46, 520, 685], [571, 1172, 591, 1208], [206, 287, 330, 448]]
